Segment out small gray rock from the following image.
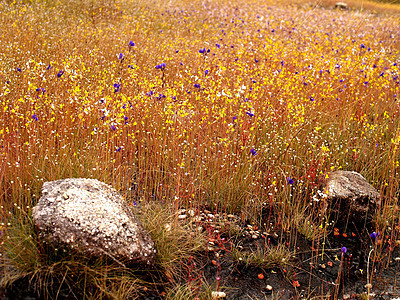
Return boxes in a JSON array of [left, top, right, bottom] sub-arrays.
[[32, 178, 156, 266]]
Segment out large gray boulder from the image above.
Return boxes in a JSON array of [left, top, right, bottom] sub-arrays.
[[325, 171, 380, 225], [32, 178, 156, 266]]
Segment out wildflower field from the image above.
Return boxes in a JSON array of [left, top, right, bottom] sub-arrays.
[[1, 0, 400, 298]]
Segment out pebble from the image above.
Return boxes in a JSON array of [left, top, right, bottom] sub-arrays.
[[265, 285, 273, 291], [178, 214, 187, 220], [211, 291, 226, 298]]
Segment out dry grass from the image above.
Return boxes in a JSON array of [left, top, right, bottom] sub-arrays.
[[0, 0, 400, 297]]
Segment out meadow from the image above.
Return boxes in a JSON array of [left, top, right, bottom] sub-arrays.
[[0, 0, 400, 298]]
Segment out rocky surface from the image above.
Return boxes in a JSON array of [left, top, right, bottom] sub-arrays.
[[324, 170, 380, 226], [32, 178, 156, 266]]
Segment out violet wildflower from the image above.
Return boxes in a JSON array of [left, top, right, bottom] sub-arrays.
[[113, 82, 121, 93], [246, 111, 254, 117], [111, 125, 116, 131], [116, 146, 122, 152], [216, 43, 220, 48], [205, 69, 209, 76], [287, 177, 294, 185], [370, 231, 379, 240], [250, 148, 257, 156], [17, 67, 21, 72], [341, 247, 347, 254], [47, 64, 52, 70], [57, 70, 64, 78], [155, 63, 166, 70], [32, 114, 38, 121], [118, 53, 124, 60], [128, 41, 135, 50], [199, 48, 210, 54], [194, 83, 201, 89]]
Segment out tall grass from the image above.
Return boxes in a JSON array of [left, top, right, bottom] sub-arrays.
[[0, 0, 400, 297]]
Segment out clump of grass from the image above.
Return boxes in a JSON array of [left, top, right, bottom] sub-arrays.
[[294, 211, 325, 241], [164, 281, 215, 300], [231, 243, 293, 271], [136, 201, 207, 282]]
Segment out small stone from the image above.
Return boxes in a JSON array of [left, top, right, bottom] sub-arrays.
[[335, 2, 348, 10], [211, 291, 226, 299], [343, 294, 351, 299], [252, 234, 258, 239], [178, 214, 187, 220], [265, 285, 273, 291]]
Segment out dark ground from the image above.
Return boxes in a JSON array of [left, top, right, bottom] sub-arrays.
[[1, 212, 400, 300]]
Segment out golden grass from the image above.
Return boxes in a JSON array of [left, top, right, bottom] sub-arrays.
[[0, 0, 399, 297]]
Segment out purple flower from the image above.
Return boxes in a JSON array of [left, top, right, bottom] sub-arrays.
[[111, 125, 116, 131], [155, 63, 166, 70], [361, 44, 366, 49], [246, 111, 254, 117], [128, 41, 135, 48], [287, 177, 294, 185], [310, 97, 315, 101], [46, 64, 52, 70], [17, 67, 21, 72], [194, 83, 201, 89], [199, 48, 210, 54], [341, 247, 347, 254], [113, 82, 121, 93], [57, 70, 64, 78], [233, 116, 237, 122], [116, 146, 122, 152], [132, 200, 138, 206], [32, 114, 38, 121], [205, 70, 209, 76], [250, 148, 257, 156], [119, 53, 124, 60], [370, 231, 379, 240], [216, 44, 220, 48]]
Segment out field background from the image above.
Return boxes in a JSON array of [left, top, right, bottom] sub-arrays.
[[0, 0, 400, 298]]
